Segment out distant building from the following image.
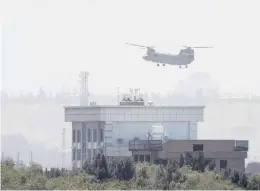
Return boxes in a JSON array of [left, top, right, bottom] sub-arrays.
[[129, 139, 248, 173], [64, 90, 205, 168]]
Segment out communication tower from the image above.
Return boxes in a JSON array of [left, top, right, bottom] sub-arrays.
[[79, 71, 89, 106]]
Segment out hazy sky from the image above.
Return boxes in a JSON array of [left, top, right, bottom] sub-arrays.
[[1, 0, 260, 95]]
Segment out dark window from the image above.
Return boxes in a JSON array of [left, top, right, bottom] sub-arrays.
[[93, 149, 96, 159], [72, 148, 76, 161], [77, 130, 81, 142], [93, 129, 97, 142], [72, 130, 76, 143], [88, 129, 92, 142], [82, 142, 86, 160], [77, 149, 81, 160], [100, 129, 104, 142], [220, 160, 228, 169], [193, 144, 204, 151], [145, 155, 150, 163], [139, 155, 144, 162], [99, 148, 104, 155], [88, 149, 92, 160], [82, 123, 86, 142], [204, 159, 216, 171], [134, 155, 138, 162]]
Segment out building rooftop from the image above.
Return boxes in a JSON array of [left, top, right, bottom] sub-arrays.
[[64, 105, 206, 109]]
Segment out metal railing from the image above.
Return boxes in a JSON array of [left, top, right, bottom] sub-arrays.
[[129, 140, 163, 151]]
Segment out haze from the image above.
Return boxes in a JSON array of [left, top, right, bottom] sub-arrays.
[[1, 0, 260, 94], [1, 0, 260, 168]]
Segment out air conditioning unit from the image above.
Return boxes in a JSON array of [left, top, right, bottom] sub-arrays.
[[148, 100, 153, 106]]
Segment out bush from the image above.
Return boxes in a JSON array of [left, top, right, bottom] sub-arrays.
[[2, 158, 260, 190]]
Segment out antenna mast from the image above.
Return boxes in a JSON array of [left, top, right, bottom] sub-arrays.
[[79, 71, 89, 106]]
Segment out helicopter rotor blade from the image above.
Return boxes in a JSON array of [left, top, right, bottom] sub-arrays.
[[125, 42, 154, 49], [192, 46, 213, 48], [183, 46, 213, 49], [125, 42, 147, 48]]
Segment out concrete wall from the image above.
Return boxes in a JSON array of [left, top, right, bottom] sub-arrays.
[[158, 140, 247, 173], [163, 140, 237, 152], [64, 105, 205, 122]]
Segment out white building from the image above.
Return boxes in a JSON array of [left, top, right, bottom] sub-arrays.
[[64, 102, 205, 168]]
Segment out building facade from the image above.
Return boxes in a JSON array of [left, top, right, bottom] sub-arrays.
[[64, 105, 205, 168], [129, 139, 248, 173]]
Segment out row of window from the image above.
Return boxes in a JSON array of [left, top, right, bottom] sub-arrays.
[[72, 128, 104, 143], [72, 148, 101, 161]]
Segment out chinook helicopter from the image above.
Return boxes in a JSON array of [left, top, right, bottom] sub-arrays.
[[126, 42, 212, 68]]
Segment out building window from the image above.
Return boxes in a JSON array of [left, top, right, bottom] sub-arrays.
[[77, 149, 81, 160], [220, 160, 228, 169], [193, 144, 204, 151], [82, 123, 86, 142], [88, 149, 92, 160], [72, 148, 76, 161], [72, 130, 76, 143], [77, 130, 81, 142], [100, 129, 104, 142], [88, 129, 92, 142], [93, 149, 96, 159], [99, 148, 104, 155], [93, 129, 97, 142], [145, 155, 150, 163], [139, 155, 144, 162]]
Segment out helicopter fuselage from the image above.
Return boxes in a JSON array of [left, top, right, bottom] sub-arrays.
[[142, 50, 194, 66]]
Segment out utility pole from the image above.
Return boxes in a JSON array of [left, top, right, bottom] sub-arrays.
[[79, 71, 89, 106]]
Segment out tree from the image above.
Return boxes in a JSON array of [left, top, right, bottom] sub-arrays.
[[83, 154, 110, 181], [2, 157, 15, 168], [231, 171, 240, 184], [184, 152, 193, 167], [83, 159, 95, 175], [239, 173, 248, 188], [96, 154, 109, 181], [154, 165, 168, 189], [196, 152, 205, 172], [136, 165, 149, 188], [179, 154, 184, 168]]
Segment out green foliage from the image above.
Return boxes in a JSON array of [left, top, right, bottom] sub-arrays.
[[83, 154, 110, 180], [2, 157, 260, 190], [247, 174, 260, 190], [179, 153, 184, 168], [109, 158, 135, 181]]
